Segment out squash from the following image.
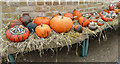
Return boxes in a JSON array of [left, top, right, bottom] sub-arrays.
[[88, 22, 97, 30], [35, 24, 51, 38], [26, 22, 37, 32], [50, 16, 73, 33], [20, 13, 32, 26], [74, 24, 83, 33], [63, 13, 74, 20], [34, 17, 50, 26], [97, 19, 104, 26], [9, 20, 22, 28], [79, 16, 90, 27], [73, 9, 82, 20], [6, 25, 29, 42]]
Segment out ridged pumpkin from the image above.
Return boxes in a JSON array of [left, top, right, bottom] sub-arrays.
[[50, 16, 73, 33], [35, 24, 51, 38], [73, 9, 82, 20], [79, 16, 90, 27], [9, 20, 22, 28], [6, 25, 29, 42], [34, 17, 50, 26], [63, 13, 73, 19]]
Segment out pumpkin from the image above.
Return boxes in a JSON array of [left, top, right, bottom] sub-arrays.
[[109, 3, 115, 11], [52, 13, 61, 18], [117, 1, 120, 9], [73, 9, 82, 20], [88, 22, 97, 30], [74, 24, 83, 33], [20, 14, 32, 26], [35, 24, 51, 38], [101, 14, 113, 22], [82, 13, 91, 19], [50, 16, 73, 33], [27, 22, 37, 32], [92, 12, 99, 19], [89, 17, 97, 22], [34, 17, 50, 26], [63, 13, 74, 20], [9, 20, 22, 28], [6, 25, 29, 42], [79, 16, 90, 27], [97, 19, 104, 26]]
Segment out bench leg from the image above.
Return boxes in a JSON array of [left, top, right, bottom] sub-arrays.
[[8, 54, 15, 64], [81, 40, 85, 57], [85, 38, 89, 56]]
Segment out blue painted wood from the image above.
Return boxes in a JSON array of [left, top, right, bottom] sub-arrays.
[[81, 40, 85, 57], [8, 54, 15, 64], [85, 38, 89, 56]]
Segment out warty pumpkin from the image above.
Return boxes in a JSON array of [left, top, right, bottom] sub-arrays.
[[6, 25, 29, 42], [35, 24, 51, 38], [50, 16, 73, 33]]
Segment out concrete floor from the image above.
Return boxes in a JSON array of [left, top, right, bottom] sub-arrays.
[[13, 27, 119, 62]]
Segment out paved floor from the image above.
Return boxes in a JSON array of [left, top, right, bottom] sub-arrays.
[[13, 27, 119, 62]]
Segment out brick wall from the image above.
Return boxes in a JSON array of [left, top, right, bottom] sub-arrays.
[[0, 0, 119, 25]]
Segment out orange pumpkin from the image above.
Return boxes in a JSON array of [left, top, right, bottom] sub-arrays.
[[73, 9, 82, 20], [6, 25, 29, 42], [34, 17, 50, 26], [50, 16, 73, 33], [79, 16, 90, 27], [52, 13, 61, 18], [97, 19, 104, 26], [35, 24, 51, 38], [9, 20, 22, 28], [101, 15, 113, 22], [63, 13, 73, 19]]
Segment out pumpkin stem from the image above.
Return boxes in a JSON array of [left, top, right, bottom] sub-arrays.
[[41, 23, 43, 27], [58, 13, 61, 15], [73, 9, 76, 12]]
